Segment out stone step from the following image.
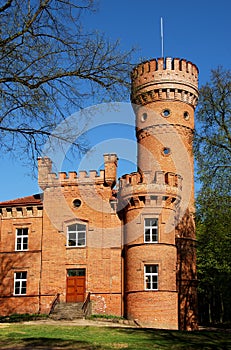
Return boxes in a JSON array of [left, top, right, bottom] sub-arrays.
[[50, 302, 85, 320]]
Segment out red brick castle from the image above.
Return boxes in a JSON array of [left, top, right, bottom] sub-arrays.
[[0, 57, 199, 330]]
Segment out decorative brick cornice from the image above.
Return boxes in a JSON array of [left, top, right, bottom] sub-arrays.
[[131, 87, 198, 108], [136, 124, 194, 143]]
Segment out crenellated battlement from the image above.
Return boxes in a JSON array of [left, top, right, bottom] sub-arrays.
[[46, 168, 106, 185], [118, 170, 182, 209], [39, 167, 106, 189], [132, 57, 198, 85], [131, 57, 199, 108], [38, 154, 118, 190], [119, 170, 182, 189]]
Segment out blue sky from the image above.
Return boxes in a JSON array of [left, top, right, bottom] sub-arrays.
[[0, 0, 231, 202]]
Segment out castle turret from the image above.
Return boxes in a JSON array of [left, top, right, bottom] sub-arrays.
[[38, 157, 53, 190], [104, 153, 118, 188], [119, 57, 198, 330], [131, 57, 198, 182]]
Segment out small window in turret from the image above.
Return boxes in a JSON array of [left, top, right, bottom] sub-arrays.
[[184, 111, 190, 120], [144, 218, 158, 243], [162, 109, 170, 117], [144, 265, 158, 290], [141, 112, 148, 122], [73, 199, 82, 208], [162, 147, 171, 156]]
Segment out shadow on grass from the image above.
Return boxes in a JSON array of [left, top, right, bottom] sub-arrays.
[[0, 326, 230, 350], [0, 337, 103, 350], [117, 327, 231, 350]]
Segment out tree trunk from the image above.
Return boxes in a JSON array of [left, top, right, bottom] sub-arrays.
[[220, 292, 224, 324]]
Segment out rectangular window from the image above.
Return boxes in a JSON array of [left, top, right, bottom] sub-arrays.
[[14, 272, 27, 295], [15, 228, 28, 251], [144, 265, 158, 290], [67, 224, 86, 247], [144, 218, 158, 243]]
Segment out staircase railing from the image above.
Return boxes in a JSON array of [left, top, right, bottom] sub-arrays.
[[49, 293, 60, 315], [82, 292, 91, 317]]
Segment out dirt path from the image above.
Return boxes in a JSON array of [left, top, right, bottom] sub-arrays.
[[20, 318, 137, 328]]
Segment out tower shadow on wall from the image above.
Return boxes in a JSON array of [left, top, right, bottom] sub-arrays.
[[176, 209, 198, 330]]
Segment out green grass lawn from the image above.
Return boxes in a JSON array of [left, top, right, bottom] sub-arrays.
[[0, 323, 230, 350]]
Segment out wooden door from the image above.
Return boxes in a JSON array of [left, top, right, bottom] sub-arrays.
[[66, 269, 85, 302]]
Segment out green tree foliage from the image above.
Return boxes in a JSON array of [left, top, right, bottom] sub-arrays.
[[196, 192, 231, 324], [0, 0, 134, 163], [195, 67, 231, 325], [195, 67, 231, 194]]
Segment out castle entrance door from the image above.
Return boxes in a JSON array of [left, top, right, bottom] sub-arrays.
[[66, 269, 86, 302]]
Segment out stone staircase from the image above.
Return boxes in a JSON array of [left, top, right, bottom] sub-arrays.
[[50, 302, 85, 320]]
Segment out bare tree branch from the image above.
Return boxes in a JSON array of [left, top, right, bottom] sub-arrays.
[[0, 0, 13, 13], [0, 0, 135, 166]]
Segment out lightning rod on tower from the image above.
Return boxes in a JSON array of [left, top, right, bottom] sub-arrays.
[[161, 17, 164, 58]]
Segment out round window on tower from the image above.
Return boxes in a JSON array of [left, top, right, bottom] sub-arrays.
[[73, 199, 82, 208], [183, 111, 190, 120], [162, 109, 171, 118], [162, 147, 171, 156], [141, 112, 148, 122]]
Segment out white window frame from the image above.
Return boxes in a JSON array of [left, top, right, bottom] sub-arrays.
[[14, 272, 27, 295], [67, 223, 86, 247], [144, 218, 158, 243], [15, 228, 28, 251], [144, 265, 158, 291]]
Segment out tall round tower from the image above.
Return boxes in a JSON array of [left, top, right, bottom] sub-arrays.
[[119, 57, 199, 330]]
